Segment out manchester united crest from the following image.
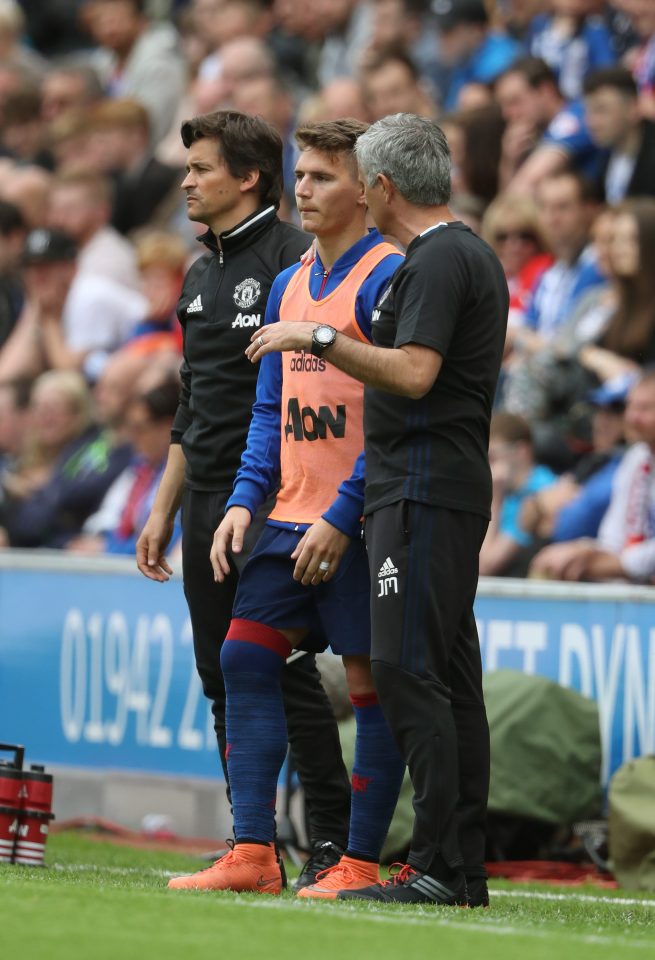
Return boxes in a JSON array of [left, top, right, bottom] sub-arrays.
[[233, 278, 261, 309]]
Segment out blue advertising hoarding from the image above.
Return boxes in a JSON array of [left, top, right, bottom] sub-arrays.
[[1, 553, 653, 783]]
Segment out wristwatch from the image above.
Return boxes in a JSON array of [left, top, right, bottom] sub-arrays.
[[310, 324, 337, 357]]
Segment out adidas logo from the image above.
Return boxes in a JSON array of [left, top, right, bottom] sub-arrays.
[[187, 294, 203, 314], [378, 557, 398, 579]]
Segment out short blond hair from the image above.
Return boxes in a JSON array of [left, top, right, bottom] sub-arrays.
[[481, 193, 546, 251], [135, 230, 188, 273]]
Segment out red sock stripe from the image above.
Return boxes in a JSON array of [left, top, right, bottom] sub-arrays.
[[226, 618, 292, 659], [349, 692, 379, 708]]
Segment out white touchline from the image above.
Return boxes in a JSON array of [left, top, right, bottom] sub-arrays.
[[52, 864, 655, 910], [491, 888, 655, 909], [51, 862, 655, 949]]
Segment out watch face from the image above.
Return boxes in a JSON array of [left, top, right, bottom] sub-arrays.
[[315, 325, 335, 344]]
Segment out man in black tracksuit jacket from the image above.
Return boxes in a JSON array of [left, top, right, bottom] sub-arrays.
[[136, 112, 350, 879]]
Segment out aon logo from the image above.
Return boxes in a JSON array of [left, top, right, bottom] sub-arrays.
[[285, 398, 346, 441], [232, 312, 261, 328]]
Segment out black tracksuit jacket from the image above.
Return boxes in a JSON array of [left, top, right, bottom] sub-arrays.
[[171, 205, 310, 491]]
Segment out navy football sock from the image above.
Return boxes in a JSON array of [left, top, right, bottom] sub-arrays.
[[346, 692, 406, 862], [220, 618, 291, 844]]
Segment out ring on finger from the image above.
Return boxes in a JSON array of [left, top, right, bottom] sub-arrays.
[[258, 335, 265, 348], [318, 560, 330, 572]]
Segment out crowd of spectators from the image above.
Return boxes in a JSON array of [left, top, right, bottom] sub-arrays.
[[0, 0, 654, 584]]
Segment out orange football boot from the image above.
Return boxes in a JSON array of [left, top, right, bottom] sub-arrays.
[[296, 854, 381, 899], [167, 842, 283, 894]]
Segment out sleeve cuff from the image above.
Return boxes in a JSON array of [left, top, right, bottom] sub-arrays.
[[226, 478, 266, 519], [322, 492, 363, 539]]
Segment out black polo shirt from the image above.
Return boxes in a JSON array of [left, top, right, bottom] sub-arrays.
[[363, 221, 509, 519]]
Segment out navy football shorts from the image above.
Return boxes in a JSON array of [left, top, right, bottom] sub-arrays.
[[232, 523, 371, 656]]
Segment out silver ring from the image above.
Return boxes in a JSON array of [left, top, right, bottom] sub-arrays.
[[258, 335, 265, 348], [318, 561, 330, 571]]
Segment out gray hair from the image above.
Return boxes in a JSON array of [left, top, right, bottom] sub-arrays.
[[354, 113, 451, 206]]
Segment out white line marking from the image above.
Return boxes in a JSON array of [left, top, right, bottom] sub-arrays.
[[491, 889, 655, 909], [45, 863, 655, 950], [51, 864, 655, 909]]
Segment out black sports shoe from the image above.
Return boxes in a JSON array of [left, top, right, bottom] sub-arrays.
[[466, 875, 489, 908], [293, 841, 344, 893], [337, 863, 467, 905]]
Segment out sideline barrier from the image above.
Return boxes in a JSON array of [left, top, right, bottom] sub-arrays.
[[0, 551, 653, 785]]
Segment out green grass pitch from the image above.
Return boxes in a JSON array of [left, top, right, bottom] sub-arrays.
[[0, 833, 653, 960]]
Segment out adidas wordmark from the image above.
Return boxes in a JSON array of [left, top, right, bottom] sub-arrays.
[[378, 557, 398, 579]]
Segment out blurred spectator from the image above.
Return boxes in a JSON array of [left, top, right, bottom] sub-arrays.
[[359, 49, 438, 121], [195, 0, 274, 85], [446, 103, 505, 203], [500, 205, 616, 471], [603, 0, 640, 59], [499, 57, 605, 193], [583, 66, 655, 202], [230, 74, 298, 211], [123, 229, 186, 356], [624, 0, 655, 120], [0, 376, 31, 476], [501, 1, 555, 41], [48, 108, 100, 174], [48, 170, 141, 289], [70, 376, 181, 554], [316, 0, 373, 86], [496, 56, 574, 185], [481, 193, 552, 328], [449, 191, 486, 233], [527, 0, 615, 101], [0, 372, 88, 529], [21, 0, 89, 57], [299, 77, 369, 123], [268, 0, 324, 90], [0, 0, 46, 78], [217, 34, 277, 104], [432, 0, 522, 111], [92, 346, 151, 443], [530, 369, 655, 582], [41, 61, 104, 124], [0, 199, 25, 348], [480, 411, 557, 577], [364, 0, 443, 84], [456, 80, 494, 110], [0, 85, 53, 169], [83, 0, 187, 144], [0, 368, 132, 547], [0, 164, 53, 229], [521, 170, 604, 343], [85, 98, 182, 234], [520, 375, 629, 543], [0, 228, 146, 382], [578, 197, 655, 380]]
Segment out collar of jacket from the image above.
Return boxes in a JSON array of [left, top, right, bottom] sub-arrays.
[[197, 205, 278, 256]]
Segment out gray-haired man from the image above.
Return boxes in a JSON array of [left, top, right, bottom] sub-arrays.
[[249, 113, 509, 906]]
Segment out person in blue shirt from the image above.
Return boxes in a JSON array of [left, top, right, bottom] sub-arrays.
[[520, 378, 630, 544], [528, 0, 616, 101], [480, 411, 557, 577], [73, 378, 183, 556], [432, 0, 522, 110], [521, 170, 606, 343]]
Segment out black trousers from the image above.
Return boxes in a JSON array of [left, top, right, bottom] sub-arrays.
[[181, 487, 351, 848], [365, 500, 489, 877]]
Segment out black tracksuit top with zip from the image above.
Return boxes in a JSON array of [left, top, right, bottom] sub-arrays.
[[171, 205, 311, 491]]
